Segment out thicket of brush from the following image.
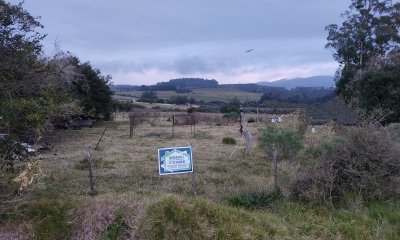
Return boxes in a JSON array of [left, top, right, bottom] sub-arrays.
[[294, 123, 400, 206]]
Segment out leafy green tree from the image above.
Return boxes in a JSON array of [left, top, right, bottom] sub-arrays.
[[74, 62, 113, 119], [325, 0, 400, 99], [356, 52, 400, 122], [0, 1, 81, 142], [220, 97, 241, 113], [139, 90, 158, 103], [0, 0, 46, 99]]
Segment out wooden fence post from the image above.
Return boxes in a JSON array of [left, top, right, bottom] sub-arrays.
[[87, 146, 95, 195]]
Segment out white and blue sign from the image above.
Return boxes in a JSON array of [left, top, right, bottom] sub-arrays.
[[158, 146, 193, 175]]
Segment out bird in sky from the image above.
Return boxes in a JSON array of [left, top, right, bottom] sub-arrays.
[[245, 49, 254, 53]]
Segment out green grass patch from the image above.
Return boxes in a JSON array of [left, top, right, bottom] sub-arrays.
[[100, 208, 128, 240], [26, 199, 72, 240], [225, 191, 280, 210], [74, 157, 115, 170], [195, 131, 214, 140], [115, 88, 262, 103], [270, 199, 400, 239], [138, 196, 289, 239]]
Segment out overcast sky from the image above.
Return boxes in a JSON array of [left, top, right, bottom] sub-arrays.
[[10, 0, 353, 85]]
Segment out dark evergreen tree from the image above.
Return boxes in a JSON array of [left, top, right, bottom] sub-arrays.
[[74, 62, 113, 119]]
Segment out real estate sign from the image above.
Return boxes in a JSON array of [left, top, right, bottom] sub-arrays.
[[158, 146, 193, 175]]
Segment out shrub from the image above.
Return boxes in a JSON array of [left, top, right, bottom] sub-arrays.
[[294, 125, 400, 206], [247, 117, 256, 123], [187, 107, 196, 113], [259, 126, 303, 193], [259, 126, 303, 161], [222, 137, 236, 145], [1, 99, 45, 142]]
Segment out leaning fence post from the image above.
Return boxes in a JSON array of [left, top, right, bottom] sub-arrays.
[[95, 122, 109, 150], [87, 146, 95, 195]]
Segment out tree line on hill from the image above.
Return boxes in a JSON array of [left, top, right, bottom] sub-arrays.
[[0, 1, 113, 145], [136, 85, 335, 105], [136, 78, 218, 91]]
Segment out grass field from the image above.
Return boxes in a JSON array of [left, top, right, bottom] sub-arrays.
[[115, 88, 263, 103], [1, 113, 399, 239]]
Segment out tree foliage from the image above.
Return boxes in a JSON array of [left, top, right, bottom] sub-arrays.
[[0, 0, 46, 99], [138, 90, 158, 103], [74, 62, 113, 119], [326, 0, 400, 99], [0, 1, 113, 144], [356, 52, 400, 122], [220, 97, 241, 114]]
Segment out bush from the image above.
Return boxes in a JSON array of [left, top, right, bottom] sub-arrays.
[[259, 126, 303, 161], [1, 99, 46, 142], [294, 125, 400, 206], [247, 117, 256, 123], [222, 137, 236, 145]]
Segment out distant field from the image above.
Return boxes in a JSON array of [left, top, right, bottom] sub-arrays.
[[115, 88, 263, 103]]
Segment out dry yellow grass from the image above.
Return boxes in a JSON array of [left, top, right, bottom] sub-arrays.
[[39, 114, 274, 198], [33, 112, 335, 199], [3, 112, 342, 239], [2, 112, 398, 240]]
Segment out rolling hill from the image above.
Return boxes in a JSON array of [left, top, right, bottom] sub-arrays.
[[257, 76, 335, 89]]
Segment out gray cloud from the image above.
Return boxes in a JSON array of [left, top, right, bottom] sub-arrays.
[[10, 0, 353, 84], [173, 55, 211, 74]]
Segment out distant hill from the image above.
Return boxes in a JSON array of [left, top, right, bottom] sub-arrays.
[[111, 84, 139, 91], [257, 76, 335, 89], [168, 78, 218, 88]]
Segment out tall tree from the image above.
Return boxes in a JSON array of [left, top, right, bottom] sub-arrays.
[[0, 0, 46, 99], [325, 0, 400, 99], [74, 62, 113, 119], [356, 51, 400, 122]]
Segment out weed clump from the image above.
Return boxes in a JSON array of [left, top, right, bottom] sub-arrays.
[[100, 208, 129, 239], [222, 137, 236, 145]]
